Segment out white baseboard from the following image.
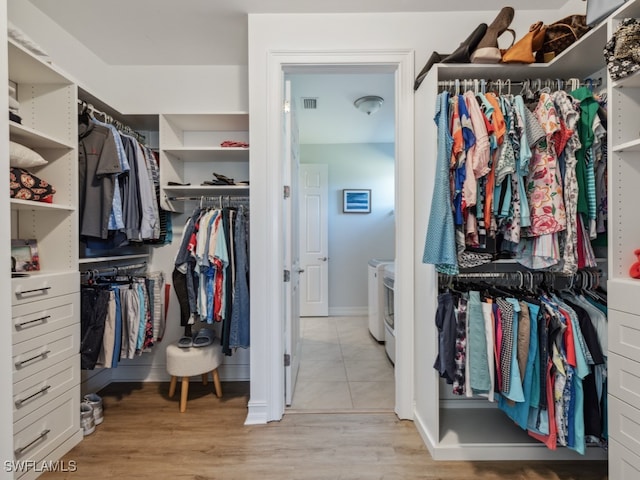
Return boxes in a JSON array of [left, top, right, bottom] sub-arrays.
[[108, 364, 250, 382], [245, 401, 269, 425]]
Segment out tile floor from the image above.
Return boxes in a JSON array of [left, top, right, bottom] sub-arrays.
[[288, 315, 395, 412]]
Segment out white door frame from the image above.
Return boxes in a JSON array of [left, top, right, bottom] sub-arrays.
[[247, 48, 414, 424]]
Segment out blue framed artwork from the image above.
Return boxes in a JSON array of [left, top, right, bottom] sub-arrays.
[[343, 189, 371, 213]]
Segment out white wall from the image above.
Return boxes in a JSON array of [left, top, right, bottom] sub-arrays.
[[301, 143, 395, 314], [8, 0, 248, 114], [1, 1, 16, 476]]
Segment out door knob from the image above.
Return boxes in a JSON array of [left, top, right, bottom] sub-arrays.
[[297, 268, 305, 273], [318, 257, 328, 261]]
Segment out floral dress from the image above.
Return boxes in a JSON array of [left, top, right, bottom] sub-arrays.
[[527, 92, 566, 238], [517, 92, 567, 269]]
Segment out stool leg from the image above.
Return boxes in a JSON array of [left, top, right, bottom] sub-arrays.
[[169, 376, 177, 398], [201, 373, 208, 385], [213, 368, 222, 398], [180, 377, 189, 413]]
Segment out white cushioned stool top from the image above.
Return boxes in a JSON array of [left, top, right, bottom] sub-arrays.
[[166, 342, 224, 377]]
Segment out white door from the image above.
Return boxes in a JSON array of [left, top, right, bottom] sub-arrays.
[[299, 164, 329, 317], [284, 80, 301, 406]]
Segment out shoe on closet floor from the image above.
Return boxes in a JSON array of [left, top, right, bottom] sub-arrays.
[[83, 393, 103, 425], [81, 403, 95, 436]]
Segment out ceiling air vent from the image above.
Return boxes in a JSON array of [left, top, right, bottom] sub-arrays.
[[302, 97, 317, 109]]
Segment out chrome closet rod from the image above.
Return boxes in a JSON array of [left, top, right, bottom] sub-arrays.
[[437, 77, 602, 93], [77, 99, 146, 143]]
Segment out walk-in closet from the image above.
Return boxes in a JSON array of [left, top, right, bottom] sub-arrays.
[[1, 0, 637, 479]]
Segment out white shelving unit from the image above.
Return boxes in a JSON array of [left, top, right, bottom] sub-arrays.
[[159, 113, 250, 212], [7, 38, 82, 479], [413, 20, 609, 461], [606, 1, 640, 477]]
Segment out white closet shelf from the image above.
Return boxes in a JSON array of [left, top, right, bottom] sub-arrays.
[[10, 121, 75, 150], [436, 408, 608, 460], [437, 21, 607, 82], [163, 147, 249, 162], [10, 199, 75, 212], [162, 113, 249, 131], [163, 185, 250, 196], [612, 70, 640, 89], [8, 40, 71, 85], [613, 138, 640, 153], [79, 254, 150, 264]]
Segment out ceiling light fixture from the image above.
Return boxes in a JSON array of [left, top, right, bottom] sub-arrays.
[[354, 95, 384, 115]]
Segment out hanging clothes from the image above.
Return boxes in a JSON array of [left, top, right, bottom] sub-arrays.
[[423, 82, 605, 273], [434, 273, 608, 453], [78, 109, 167, 253], [81, 270, 166, 369], [172, 202, 250, 356], [423, 91, 458, 274]]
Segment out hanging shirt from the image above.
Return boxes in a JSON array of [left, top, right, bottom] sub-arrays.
[[423, 92, 458, 274]]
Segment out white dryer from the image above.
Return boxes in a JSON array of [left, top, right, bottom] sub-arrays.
[[367, 259, 393, 342]]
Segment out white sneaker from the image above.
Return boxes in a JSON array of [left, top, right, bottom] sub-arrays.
[[81, 403, 95, 436], [83, 393, 103, 425]]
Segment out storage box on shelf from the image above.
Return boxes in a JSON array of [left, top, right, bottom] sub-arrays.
[[607, 2, 640, 477], [7, 38, 82, 479], [159, 113, 249, 212]]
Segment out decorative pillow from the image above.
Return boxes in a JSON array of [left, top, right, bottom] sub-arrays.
[[9, 141, 48, 169], [10, 167, 55, 203]]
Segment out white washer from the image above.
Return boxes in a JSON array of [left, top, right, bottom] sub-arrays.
[[382, 263, 395, 365], [367, 259, 393, 342]]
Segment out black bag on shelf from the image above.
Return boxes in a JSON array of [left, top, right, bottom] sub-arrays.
[[604, 17, 640, 80]]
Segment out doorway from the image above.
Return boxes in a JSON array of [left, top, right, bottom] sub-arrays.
[[285, 68, 397, 411], [246, 48, 414, 425]]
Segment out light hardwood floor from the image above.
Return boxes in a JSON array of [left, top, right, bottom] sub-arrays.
[[39, 380, 607, 480], [39, 317, 608, 479]]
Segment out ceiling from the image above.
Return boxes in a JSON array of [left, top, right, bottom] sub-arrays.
[[25, 0, 569, 145], [28, 0, 570, 66]]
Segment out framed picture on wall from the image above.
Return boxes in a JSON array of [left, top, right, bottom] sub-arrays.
[[343, 189, 371, 213]]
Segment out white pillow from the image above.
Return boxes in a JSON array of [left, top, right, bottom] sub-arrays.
[[9, 141, 48, 169]]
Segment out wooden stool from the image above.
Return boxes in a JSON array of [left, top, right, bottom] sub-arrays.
[[166, 342, 224, 412]]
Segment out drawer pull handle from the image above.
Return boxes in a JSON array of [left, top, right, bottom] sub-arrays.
[[16, 315, 51, 328], [15, 350, 51, 368], [16, 286, 52, 295], [15, 385, 51, 407], [15, 429, 50, 456]]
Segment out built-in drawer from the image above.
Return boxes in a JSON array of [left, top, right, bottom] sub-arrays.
[[609, 394, 640, 454], [13, 386, 80, 469], [12, 324, 79, 384], [610, 352, 640, 408], [610, 309, 640, 361], [610, 438, 640, 480], [12, 293, 79, 345], [13, 355, 80, 423], [11, 271, 79, 307]]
